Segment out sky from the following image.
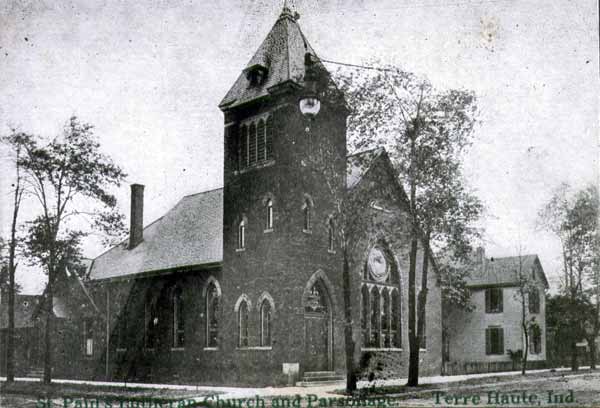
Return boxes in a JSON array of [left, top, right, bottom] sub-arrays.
[[0, 0, 598, 294]]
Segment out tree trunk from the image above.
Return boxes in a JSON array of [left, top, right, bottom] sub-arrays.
[[6, 178, 21, 383], [407, 130, 419, 387], [407, 234, 419, 386], [589, 337, 597, 370], [342, 249, 357, 392], [43, 266, 54, 384], [416, 232, 430, 352], [571, 341, 579, 371], [522, 327, 528, 375]]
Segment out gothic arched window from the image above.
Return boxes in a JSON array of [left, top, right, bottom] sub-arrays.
[[257, 119, 266, 162], [328, 217, 335, 252], [266, 115, 274, 160], [172, 287, 185, 348], [391, 289, 401, 348], [238, 219, 246, 250], [266, 199, 273, 230], [361, 285, 369, 346], [260, 299, 272, 347], [302, 198, 312, 232], [206, 282, 220, 348], [238, 300, 249, 348], [382, 289, 390, 347], [370, 288, 380, 347]]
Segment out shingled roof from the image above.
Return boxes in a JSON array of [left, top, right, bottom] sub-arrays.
[[466, 254, 549, 288], [219, 6, 324, 110], [89, 188, 223, 281]]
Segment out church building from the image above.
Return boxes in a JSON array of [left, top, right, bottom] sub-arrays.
[[68, 5, 443, 386]]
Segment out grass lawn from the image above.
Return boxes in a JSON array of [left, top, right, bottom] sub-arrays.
[[0, 381, 217, 406]]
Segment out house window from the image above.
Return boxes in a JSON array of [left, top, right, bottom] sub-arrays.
[[260, 299, 272, 347], [266, 199, 273, 230], [206, 283, 220, 348], [327, 218, 335, 251], [485, 327, 504, 355], [528, 289, 540, 314], [303, 199, 312, 232], [145, 297, 159, 349], [485, 288, 503, 313], [238, 219, 246, 250], [238, 300, 249, 348], [83, 319, 94, 356], [238, 115, 273, 170], [172, 287, 185, 348]]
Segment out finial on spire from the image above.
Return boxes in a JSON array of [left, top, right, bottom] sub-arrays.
[[279, 0, 299, 20]]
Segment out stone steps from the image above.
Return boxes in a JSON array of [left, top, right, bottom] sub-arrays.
[[296, 371, 345, 387]]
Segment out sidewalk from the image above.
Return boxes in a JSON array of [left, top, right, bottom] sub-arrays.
[[1, 366, 579, 400]]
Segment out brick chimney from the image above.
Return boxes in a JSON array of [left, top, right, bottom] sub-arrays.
[[129, 184, 145, 249]]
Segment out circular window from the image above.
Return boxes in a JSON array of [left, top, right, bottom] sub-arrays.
[[367, 247, 390, 283]]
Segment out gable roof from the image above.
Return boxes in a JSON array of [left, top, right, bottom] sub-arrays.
[[0, 294, 40, 329], [466, 254, 549, 288], [347, 147, 386, 189], [89, 188, 223, 281], [219, 6, 324, 110]]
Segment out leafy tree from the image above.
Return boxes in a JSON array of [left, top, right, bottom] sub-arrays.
[[335, 64, 480, 385], [0, 131, 29, 383], [539, 183, 599, 370], [14, 117, 126, 384]]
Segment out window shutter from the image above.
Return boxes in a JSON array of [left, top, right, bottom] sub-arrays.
[[485, 328, 491, 355], [266, 115, 274, 160], [498, 289, 503, 313], [499, 328, 504, 354]]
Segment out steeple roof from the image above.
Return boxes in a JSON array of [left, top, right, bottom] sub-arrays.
[[219, 6, 325, 110]]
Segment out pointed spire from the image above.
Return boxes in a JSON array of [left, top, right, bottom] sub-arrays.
[[279, 0, 295, 21]]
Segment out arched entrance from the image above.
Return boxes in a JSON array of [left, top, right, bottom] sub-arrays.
[[303, 278, 333, 372]]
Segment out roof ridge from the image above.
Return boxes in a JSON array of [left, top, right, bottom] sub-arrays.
[[182, 186, 224, 199]]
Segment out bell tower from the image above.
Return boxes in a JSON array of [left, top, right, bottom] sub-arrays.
[[218, 4, 349, 380]]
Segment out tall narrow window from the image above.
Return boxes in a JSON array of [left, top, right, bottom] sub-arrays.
[[303, 199, 312, 231], [266, 115, 274, 160], [257, 119, 266, 162], [266, 199, 273, 230], [240, 124, 248, 169], [172, 287, 185, 348], [391, 289, 401, 348], [328, 218, 335, 251], [382, 290, 390, 347], [361, 285, 369, 346], [249, 123, 257, 166], [260, 300, 272, 346], [370, 288, 380, 347], [145, 297, 159, 349], [117, 303, 128, 350], [528, 289, 540, 314], [206, 283, 219, 348], [238, 301, 249, 347], [238, 219, 246, 250], [485, 327, 504, 355], [83, 318, 94, 356]]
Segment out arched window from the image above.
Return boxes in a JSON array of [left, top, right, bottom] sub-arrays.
[[391, 289, 401, 348], [382, 290, 390, 347], [260, 299, 272, 346], [328, 218, 335, 251], [370, 288, 380, 347], [266, 199, 273, 230], [361, 285, 369, 346], [172, 287, 184, 348], [303, 198, 312, 231], [206, 283, 220, 348], [249, 123, 257, 166], [238, 219, 246, 250], [238, 301, 249, 347], [240, 124, 248, 168], [144, 296, 159, 350], [266, 115, 274, 160], [257, 119, 266, 162]]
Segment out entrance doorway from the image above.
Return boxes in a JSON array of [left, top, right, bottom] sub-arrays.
[[303, 279, 332, 372]]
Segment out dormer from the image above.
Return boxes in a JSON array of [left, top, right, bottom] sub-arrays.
[[244, 64, 269, 87]]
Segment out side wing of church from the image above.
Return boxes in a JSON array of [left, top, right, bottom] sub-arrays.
[[56, 6, 443, 386]]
